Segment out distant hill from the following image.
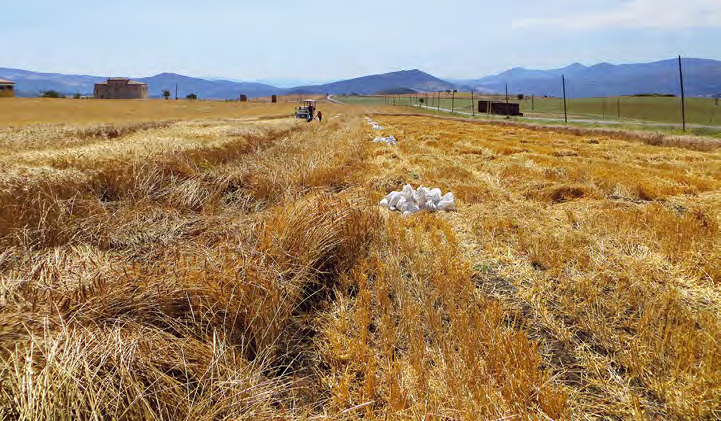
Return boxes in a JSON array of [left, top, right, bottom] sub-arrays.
[[287, 69, 458, 95], [0, 68, 284, 99], [0, 67, 457, 99], [0, 68, 105, 97], [4, 58, 720, 100], [135, 73, 283, 99], [376, 87, 418, 95], [465, 58, 721, 98]]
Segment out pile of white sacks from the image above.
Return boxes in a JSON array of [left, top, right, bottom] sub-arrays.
[[373, 135, 397, 146], [365, 116, 395, 145], [380, 185, 456, 216], [365, 116, 383, 130]]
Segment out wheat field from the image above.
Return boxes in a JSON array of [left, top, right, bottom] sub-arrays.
[[0, 100, 718, 420]]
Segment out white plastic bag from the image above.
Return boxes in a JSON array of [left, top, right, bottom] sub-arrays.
[[388, 192, 403, 210], [427, 188, 442, 203], [424, 200, 438, 212], [437, 192, 456, 211]]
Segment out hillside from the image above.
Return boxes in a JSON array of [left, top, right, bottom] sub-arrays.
[[136, 73, 284, 99], [288, 69, 458, 95], [4, 59, 721, 100], [0, 68, 284, 99], [0, 68, 105, 97], [467, 58, 721, 98], [0, 67, 457, 99]]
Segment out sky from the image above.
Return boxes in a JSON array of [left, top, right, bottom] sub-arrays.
[[3, 0, 721, 82]]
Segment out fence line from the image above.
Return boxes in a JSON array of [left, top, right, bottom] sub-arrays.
[[381, 57, 720, 129]]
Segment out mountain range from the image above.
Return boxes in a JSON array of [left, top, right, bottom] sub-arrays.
[[0, 67, 456, 99], [0, 68, 284, 99], [465, 58, 721, 98], [2, 58, 720, 99]]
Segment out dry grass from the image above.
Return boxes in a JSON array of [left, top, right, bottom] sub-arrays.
[[0, 103, 718, 420], [377, 112, 721, 152], [363, 115, 720, 419], [0, 98, 300, 127]]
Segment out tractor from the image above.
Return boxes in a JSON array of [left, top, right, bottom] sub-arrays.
[[295, 100, 316, 121]]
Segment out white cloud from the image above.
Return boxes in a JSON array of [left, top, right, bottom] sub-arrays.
[[512, 0, 721, 30]]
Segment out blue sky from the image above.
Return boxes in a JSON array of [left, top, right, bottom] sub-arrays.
[[4, 0, 721, 82]]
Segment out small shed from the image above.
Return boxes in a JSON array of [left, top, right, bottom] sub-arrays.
[[0, 79, 15, 98], [478, 100, 523, 116]]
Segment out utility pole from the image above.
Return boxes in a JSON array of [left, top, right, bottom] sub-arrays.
[[451, 90, 455, 114], [562, 75, 568, 123], [505, 83, 510, 119], [531, 95, 535, 112], [471, 89, 475, 117], [678, 55, 687, 132], [437, 91, 441, 111], [175, 83, 178, 100]]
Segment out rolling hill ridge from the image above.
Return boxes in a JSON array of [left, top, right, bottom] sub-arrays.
[[466, 58, 721, 98], [2, 58, 721, 99], [287, 69, 458, 95], [0, 68, 459, 99]]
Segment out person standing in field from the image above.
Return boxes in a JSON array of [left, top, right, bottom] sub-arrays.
[[317, 111, 323, 123]]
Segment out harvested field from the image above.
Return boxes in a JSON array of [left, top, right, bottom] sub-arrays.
[[363, 115, 720, 419], [0, 98, 301, 127], [0, 103, 718, 420]]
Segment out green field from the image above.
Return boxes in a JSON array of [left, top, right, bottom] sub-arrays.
[[338, 94, 721, 127], [336, 94, 721, 138], [334, 95, 387, 105], [518, 96, 721, 126]]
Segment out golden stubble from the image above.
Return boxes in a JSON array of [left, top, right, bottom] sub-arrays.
[[0, 107, 718, 420]]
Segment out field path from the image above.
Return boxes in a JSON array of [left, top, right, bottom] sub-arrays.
[[325, 95, 345, 104]]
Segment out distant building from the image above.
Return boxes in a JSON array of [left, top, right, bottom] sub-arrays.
[[0, 79, 15, 98], [94, 78, 148, 99]]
